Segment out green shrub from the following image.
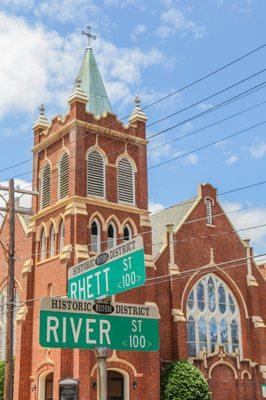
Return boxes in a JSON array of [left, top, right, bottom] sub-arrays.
[[0, 361, 4, 400], [161, 360, 212, 400]]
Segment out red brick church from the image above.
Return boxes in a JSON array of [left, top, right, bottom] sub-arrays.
[[0, 34, 265, 400]]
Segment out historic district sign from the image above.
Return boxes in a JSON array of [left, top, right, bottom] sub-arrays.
[[68, 236, 145, 300], [39, 297, 159, 351]]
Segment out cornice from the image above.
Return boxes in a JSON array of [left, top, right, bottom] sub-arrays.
[[32, 119, 147, 154], [31, 195, 149, 221]]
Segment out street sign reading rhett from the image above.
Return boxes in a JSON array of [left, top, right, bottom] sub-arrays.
[[39, 297, 159, 351], [68, 236, 145, 301]]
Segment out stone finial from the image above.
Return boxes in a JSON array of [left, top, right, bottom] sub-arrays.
[[67, 75, 88, 105], [129, 95, 147, 124], [32, 104, 50, 131], [39, 104, 45, 116], [75, 75, 82, 88]]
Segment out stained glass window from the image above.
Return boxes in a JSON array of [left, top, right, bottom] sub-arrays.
[[186, 273, 241, 357], [197, 283, 205, 311]]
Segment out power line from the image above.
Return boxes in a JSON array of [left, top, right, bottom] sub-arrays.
[[0, 63, 264, 178], [149, 100, 266, 152], [149, 120, 266, 169], [1, 78, 265, 188]]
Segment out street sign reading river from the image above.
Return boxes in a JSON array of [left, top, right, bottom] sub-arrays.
[[68, 236, 145, 301], [39, 297, 159, 351]]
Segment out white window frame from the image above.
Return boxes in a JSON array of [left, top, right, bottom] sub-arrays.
[[87, 149, 106, 199], [107, 222, 117, 249], [117, 157, 135, 206], [40, 229, 46, 261], [186, 273, 242, 358], [49, 226, 55, 257], [59, 221, 65, 253], [91, 219, 101, 253]]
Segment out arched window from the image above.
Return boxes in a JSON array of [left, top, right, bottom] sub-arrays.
[[117, 157, 135, 205], [91, 219, 101, 253], [49, 226, 55, 257], [41, 163, 51, 209], [59, 221, 65, 253], [87, 150, 105, 198], [205, 198, 213, 225], [107, 222, 116, 249], [58, 152, 69, 199], [123, 225, 132, 241], [186, 273, 241, 357], [40, 228, 46, 261]]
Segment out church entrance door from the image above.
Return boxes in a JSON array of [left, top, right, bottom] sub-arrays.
[[107, 370, 124, 400]]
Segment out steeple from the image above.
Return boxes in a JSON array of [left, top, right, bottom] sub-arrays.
[[77, 26, 113, 116]]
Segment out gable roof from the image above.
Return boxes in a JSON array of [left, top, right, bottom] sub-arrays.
[[150, 198, 197, 257]]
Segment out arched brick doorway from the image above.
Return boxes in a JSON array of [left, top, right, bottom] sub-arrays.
[[209, 364, 237, 400], [107, 370, 124, 400]]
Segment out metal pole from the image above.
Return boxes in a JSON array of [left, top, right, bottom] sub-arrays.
[[4, 179, 15, 400], [96, 348, 107, 400]]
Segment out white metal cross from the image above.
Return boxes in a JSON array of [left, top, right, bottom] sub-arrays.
[[82, 26, 97, 49]]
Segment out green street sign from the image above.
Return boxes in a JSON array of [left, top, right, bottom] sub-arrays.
[[68, 237, 145, 300], [39, 297, 160, 352]]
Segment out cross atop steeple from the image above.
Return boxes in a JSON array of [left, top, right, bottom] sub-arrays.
[[82, 26, 97, 49]]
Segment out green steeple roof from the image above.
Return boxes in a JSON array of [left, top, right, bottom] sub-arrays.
[[78, 48, 113, 115]]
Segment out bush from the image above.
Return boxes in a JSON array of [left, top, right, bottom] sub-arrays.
[[161, 360, 212, 400], [0, 361, 4, 400]]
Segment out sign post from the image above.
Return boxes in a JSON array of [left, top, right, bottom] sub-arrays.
[[96, 348, 107, 400], [68, 237, 145, 300]]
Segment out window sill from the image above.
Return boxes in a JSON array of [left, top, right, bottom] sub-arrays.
[[206, 223, 215, 228]]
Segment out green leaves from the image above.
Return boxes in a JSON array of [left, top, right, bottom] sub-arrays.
[[161, 360, 212, 400], [0, 361, 5, 400]]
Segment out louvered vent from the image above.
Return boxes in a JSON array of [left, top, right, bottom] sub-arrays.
[[41, 163, 51, 209], [206, 199, 213, 225], [118, 158, 134, 205], [59, 152, 69, 199], [87, 150, 105, 198]]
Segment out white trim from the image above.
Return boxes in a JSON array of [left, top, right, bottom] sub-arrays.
[[38, 370, 53, 400]]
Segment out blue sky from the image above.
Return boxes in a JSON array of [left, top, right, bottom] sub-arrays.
[[0, 0, 265, 254]]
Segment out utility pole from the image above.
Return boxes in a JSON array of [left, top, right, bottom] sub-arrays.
[[0, 180, 38, 400], [4, 179, 15, 400], [96, 347, 108, 400]]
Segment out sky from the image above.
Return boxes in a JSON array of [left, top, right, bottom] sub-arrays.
[[0, 0, 265, 255]]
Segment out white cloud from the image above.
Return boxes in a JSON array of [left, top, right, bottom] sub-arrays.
[[131, 24, 147, 40], [225, 154, 238, 165], [250, 142, 266, 158], [198, 102, 214, 111], [149, 200, 164, 213], [222, 201, 266, 254], [0, 12, 165, 118], [157, 7, 206, 39], [34, 0, 99, 24], [185, 153, 199, 165]]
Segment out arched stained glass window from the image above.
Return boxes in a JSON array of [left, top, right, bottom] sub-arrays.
[[197, 283, 205, 311], [186, 273, 242, 357], [208, 276, 215, 312], [187, 316, 196, 357], [210, 317, 217, 352], [218, 285, 226, 314]]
